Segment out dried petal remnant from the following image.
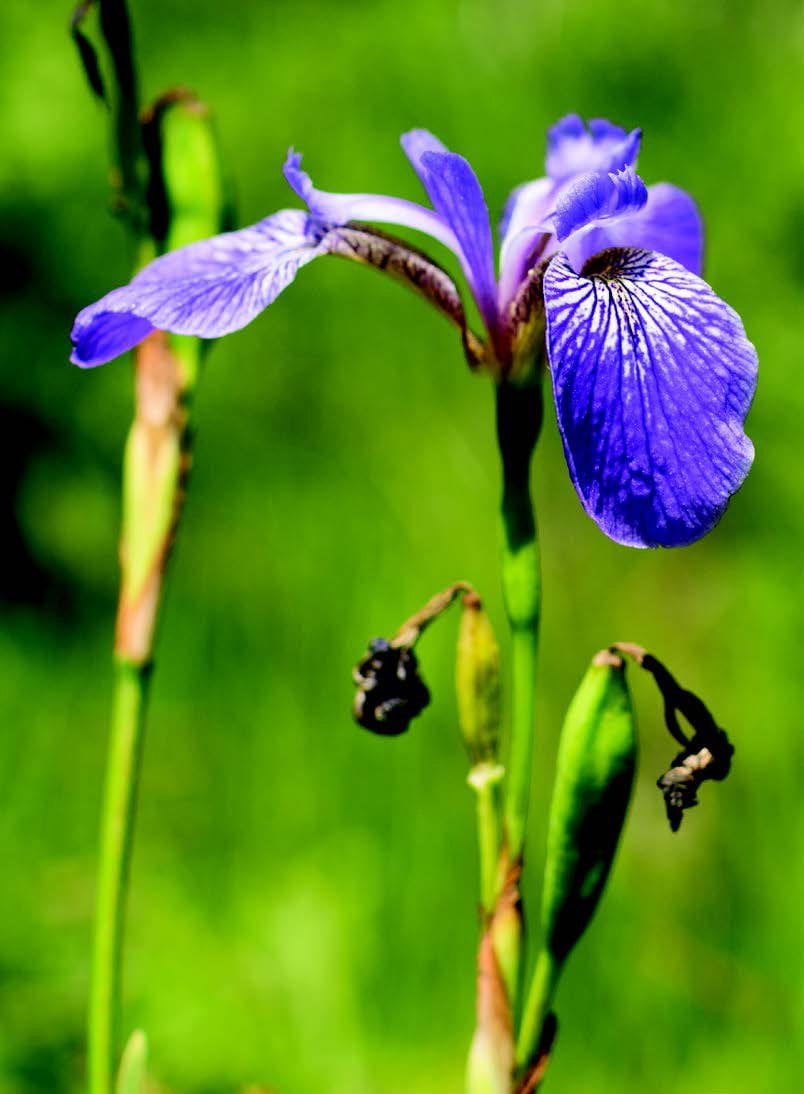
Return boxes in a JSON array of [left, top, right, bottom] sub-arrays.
[[658, 739, 733, 832], [611, 644, 736, 831], [353, 638, 430, 736]]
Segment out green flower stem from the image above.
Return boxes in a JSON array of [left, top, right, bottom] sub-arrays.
[[504, 615, 540, 859], [80, 8, 152, 1087], [89, 333, 191, 1094], [88, 329, 195, 1094], [85, 96, 226, 1092], [490, 378, 543, 1031], [515, 949, 560, 1072], [89, 659, 151, 1094], [495, 380, 543, 862]]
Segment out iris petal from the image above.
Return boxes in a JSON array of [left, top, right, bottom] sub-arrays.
[[563, 182, 704, 276], [499, 178, 554, 243], [547, 114, 642, 181], [400, 129, 450, 185], [417, 150, 499, 333], [498, 116, 644, 307], [71, 210, 327, 367], [543, 248, 757, 548], [497, 177, 558, 309], [553, 167, 648, 244], [70, 312, 155, 370], [283, 150, 457, 252], [401, 131, 499, 331]]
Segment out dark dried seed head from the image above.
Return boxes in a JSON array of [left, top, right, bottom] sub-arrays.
[[352, 639, 430, 736]]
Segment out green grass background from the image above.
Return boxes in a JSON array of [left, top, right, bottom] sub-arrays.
[[1, 0, 802, 1090]]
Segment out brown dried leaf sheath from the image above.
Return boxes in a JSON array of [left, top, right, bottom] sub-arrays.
[[325, 225, 487, 367]]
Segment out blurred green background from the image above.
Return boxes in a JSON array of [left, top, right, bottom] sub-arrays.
[[1, 0, 802, 1090]]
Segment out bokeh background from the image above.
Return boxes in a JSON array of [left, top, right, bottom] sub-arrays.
[[1, 1, 802, 1090]]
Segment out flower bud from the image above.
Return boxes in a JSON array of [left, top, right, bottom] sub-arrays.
[[148, 92, 230, 251], [456, 593, 502, 764], [541, 650, 637, 963]]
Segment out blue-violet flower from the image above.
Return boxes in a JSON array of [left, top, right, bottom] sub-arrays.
[[71, 114, 758, 549]]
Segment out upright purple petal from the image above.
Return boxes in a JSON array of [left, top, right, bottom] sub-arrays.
[[400, 131, 499, 332], [499, 179, 550, 243], [71, 210, 327, 367], [543, 248, 757, 548], [283, 150, 457, 252], [283, 151, 318, 208], [546, 115, 642, 181], [553, 167, 648, 244], [563, 182, 704, 276], [497, 177, 558, 310], [416, 150, 499, 333], [401, 129, 450, 187]]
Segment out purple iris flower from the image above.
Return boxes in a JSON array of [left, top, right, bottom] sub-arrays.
[[71, 114, 757, 549]]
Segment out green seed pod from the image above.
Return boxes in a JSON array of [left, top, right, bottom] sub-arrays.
[[156, 94, 230, 251], [456, 593, 502, 764], [542, 649, 637, 963]]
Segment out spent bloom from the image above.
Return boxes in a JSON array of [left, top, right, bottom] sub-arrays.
[[71, 114, 757, 549]]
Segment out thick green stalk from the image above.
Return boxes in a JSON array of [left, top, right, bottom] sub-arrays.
[[80, 9, 149, 1087], [490, 379, 543, 1029], [496, 380, 543, 863], [504, 619, 540, 858], [88, 330, 189, 1094], [85, 96, 226, 1092], [89, 659, 151, 1094]]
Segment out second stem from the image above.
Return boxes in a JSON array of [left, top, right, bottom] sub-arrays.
[[89, 659, 151, 1094], [495, 378, 543, 1011]]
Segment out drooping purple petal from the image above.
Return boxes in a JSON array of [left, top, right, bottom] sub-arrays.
[[415, 150, 499, 333], [543, 248, 757, 548], [553, 167, 648, 244], [71, 210, 328, 367], [546, 115, 642, 181], [282, 150, 457, 252], [562, 182, 703, 276], [71, 312, 156, 369]]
